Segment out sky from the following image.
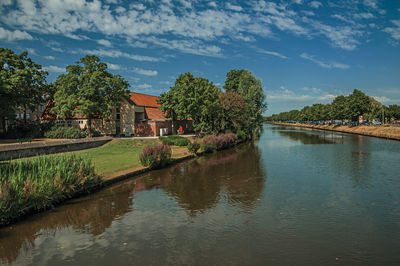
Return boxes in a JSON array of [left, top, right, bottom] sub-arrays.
[[0, 0, 399, 115]]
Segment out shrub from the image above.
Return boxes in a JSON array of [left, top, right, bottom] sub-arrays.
[[44, 126, 86, 139], [187, 140, 200, 155], [139, 144, 172, 169], [1, 121, 41, 139], [159, 135, 189, 146], [201, 133, 238, 153], [201, 135, 218, 153], [236, 130, 246, 142], [0, 154, 101, 225]]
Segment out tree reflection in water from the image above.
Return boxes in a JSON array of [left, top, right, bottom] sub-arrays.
[[138, 143, 266, 215]]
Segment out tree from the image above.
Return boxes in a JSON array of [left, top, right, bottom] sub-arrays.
[[52, 55, 129, 136], [223, 70, 267, 138], [0, 48, 48, 127], [387, 105, 400, 120], [218, 91, 246, 133], [331, 95, 349, 121], [347, 89, 371, 121], [158, 73, 220, 134]]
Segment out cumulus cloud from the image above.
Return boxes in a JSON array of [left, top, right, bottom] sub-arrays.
[[132, 67, 158, 76], [384, 20, 400, 41], [0, 0, 374, 54], [300, 53, 350, 69], [0, 26, 33, 41], [44, 55, 55, 60]]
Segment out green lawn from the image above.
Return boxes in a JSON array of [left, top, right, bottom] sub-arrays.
[[72, 139, 160, 177]]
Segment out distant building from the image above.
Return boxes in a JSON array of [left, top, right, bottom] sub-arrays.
[[42, 92, 193, 137]]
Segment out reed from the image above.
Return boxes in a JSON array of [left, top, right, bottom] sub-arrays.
[[0, 154, 102, 225]]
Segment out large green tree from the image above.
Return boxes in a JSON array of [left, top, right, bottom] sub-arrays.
[[347, 89, 371, 121], [218, 91, 246, 133], [52, 55, 129, 136], [223, 70, 267, 138], [0, 48, 48, 128], [158, 73, 220, 134]]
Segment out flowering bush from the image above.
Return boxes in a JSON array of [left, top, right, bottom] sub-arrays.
[[139, 144, 172, 169], [202, 135, 218, 153], [201, 133, 238, 153]]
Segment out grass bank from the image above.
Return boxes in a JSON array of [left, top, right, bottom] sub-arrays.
[[271, 122, 400, 141], [0, 154, 101, 225]]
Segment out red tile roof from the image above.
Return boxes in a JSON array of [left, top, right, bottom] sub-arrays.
[[145, 107, 167, 121], [129, 92, 160, 107]]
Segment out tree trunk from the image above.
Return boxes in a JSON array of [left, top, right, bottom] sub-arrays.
[[87, 118, 92, 138], [23, 104, 27, 123]]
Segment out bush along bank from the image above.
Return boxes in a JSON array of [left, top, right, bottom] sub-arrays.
[[0, 154, 102, 226]]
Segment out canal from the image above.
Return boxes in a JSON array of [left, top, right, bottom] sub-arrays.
[[1, 124, 400, 265]]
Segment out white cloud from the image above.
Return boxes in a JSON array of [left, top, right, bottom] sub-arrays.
[[310, 1, 322, 8], [267, 87, 335, 103], [44, 55, 55, 60], [309, 1, 322, 8], [132, 67, 158, 76], [0, 26, 33, 41], [257, 48, 288, 59], [97, 39, 112, 47], [136, 83, 152, 89], [43, 65, 65, 72], [384, 20, 400, 41], [79, 48, 161, 62], [106, 62, 121, 70], [208, 2, 217, 8], [292, 0, 302, 4], [354, 13, 375, 19], [26, 48, 36, 55], [0, 0, 370, 53], [141, 36, 222, 57], [363, 0, 378, 9], [226, 3, 243, 12], [300, 53, 350, 69]]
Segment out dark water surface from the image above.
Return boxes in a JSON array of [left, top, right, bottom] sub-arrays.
[[1, 124, 400, 265]]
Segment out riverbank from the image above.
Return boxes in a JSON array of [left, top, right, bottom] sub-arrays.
[[1, 135, 243, 226], [270, 122, 400, 141]]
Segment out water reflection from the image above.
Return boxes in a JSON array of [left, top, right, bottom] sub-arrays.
[[275, 130, 338, 144], [133, 143, 266, 215], [0, 183, 134, 265], [0, 143, 266, 265]]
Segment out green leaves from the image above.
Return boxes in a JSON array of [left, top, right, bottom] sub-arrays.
[[52, 55, 129, 129]]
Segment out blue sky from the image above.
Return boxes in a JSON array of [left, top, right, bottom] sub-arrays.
[[1, 0, 399, 115]]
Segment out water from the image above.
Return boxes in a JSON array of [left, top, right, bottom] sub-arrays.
[[1, 124, 400, 265]]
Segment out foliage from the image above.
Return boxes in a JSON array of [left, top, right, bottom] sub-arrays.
[[223, 70, 267, 138], [218, 91, 246, 133], [158, 73, 220, 134], [1, 121, 41, 139], [159, 135, 189, 146], [0, 47, 48, 127], [187, 140, 200, 155], [0, 154, 101, 225], [139, 144, 172, 169], [236, 129, 247, 141], [265, 89, 388, 123], [44, 126, 86, 139], [52, 55, 129, 136]]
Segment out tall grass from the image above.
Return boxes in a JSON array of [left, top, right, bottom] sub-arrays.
[[0, 155, 102, 225]]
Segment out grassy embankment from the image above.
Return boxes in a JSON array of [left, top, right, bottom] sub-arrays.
[[273, 122, 400, 140]]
